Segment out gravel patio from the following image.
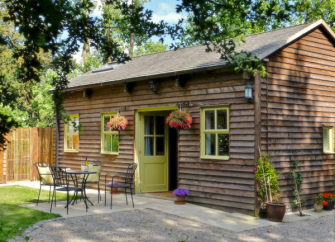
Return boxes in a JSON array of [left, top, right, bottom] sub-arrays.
[[27, 208, 333, 242]]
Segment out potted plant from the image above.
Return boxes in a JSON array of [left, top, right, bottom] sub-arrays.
[[255, 153, 286, 222], [313, 193, 324, 212], [173, 188, 190, 205], [166, 110, 192, 129], [108, 181, 119, 194], [323, 193, 334, 211], [107, 116, 128, 131]]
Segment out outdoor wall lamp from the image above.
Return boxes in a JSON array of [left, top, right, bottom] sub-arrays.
[[245, 83, 253, 103], [149, 80, 158, 94]]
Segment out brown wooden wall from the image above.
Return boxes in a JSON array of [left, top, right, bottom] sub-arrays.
[[55, 69, 256, 215], [262, 27, 335, 210]]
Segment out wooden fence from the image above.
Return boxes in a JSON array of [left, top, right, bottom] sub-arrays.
[[0, 127, 53, 183]]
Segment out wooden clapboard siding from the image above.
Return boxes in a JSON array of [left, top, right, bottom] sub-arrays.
[[55, 69, 256, 215], [262, 27, 335, 211]]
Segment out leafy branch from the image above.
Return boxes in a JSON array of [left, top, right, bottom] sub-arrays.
[[289, 160, 306, 216]]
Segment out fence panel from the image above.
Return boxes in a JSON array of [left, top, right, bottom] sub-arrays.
[[6, 128, 32, 181], [5, 127, 53, 182]]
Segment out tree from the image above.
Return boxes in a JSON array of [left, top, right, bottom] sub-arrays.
[[134, 40, 168, 56], [1, 0, 166, 164], [291, 0, 335, 31]]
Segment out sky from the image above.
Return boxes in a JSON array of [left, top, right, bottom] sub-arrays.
[[73, 0, 187, 62]]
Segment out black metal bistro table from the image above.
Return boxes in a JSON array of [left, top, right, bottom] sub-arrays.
[[65, 170, 97, 210]]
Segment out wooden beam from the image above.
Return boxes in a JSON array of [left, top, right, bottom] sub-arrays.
[[254, 72, 262, 217]]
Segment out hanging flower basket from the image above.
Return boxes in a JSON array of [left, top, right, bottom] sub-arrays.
[[107, 116, 128, 131], [166, 110, 192, 129]]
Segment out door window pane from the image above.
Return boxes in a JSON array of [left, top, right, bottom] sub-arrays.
[[104, 116, 111, 131], [217, 110, 227, 129], [156, 116, 165, 135], [205, 111, 215, 130], [104, 134, 112, 152], [144, 116, 154, 135], [218, 134, 229, 156], [205, 134, 215, 155], [144, 137, 154, 156], [112, 134, 119, 152], [156, 137, 165, 156]]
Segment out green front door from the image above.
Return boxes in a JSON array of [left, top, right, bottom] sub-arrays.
[[140, 112, 168, 193]]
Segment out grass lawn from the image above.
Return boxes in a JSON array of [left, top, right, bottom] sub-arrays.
[[0, 185, 71, 242]]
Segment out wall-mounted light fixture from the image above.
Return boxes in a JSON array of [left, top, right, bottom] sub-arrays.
[[245, 83, 253, 103], [149, 80, 158, 94]]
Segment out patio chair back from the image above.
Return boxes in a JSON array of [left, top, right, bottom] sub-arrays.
[[50, 166, 68, 187], [35, 162, 53, 185], [125, 163, 138, 185], [80, 161, 101, 183]]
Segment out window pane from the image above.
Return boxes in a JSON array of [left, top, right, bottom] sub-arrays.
[[144, 137, 154, 156], [205, 134, 215, 155], [205, 111, 215, 130], [156, 116, 165, 135], [73, 135, 79, 150], [218, 134, 229, 156], [104, 134, 112, 152], [67, 135, 73, 149], [156, 137, 165, 156], [112, 134, 119, 152], [217, 110, 227, 129], [104, 116, 111, 132], [144, 116, 154, 135]]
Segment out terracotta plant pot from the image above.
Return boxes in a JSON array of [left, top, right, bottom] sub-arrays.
[[174, 196, 186, 205], [313, 202, 323, 212], [324, 201, 334, 211], [266, 203, 286, 222], [110, 187, 119, 194]]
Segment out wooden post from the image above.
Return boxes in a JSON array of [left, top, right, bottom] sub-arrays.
[[31, 128, 39, 181], [254, 72, 262, 217], [0, 146, 3, 183]]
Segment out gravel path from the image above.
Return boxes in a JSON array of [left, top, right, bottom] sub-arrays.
[[28, 209, 334, 242]]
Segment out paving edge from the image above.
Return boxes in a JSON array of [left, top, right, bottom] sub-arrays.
[[7, 217, 65, 242], [226, 213, 259, 222]]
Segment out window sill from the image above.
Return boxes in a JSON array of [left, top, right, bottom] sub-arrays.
[[100, 152, 119, 155], [200, 156, 230, 160], [323, 151, 335, 154], [64, 150, 79, 153]]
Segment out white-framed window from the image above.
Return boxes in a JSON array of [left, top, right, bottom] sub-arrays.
[[64, 114, 79, 152], [323, 126, 334, 154], [101, 112, 119, 155], [200, 106, 229, 160]]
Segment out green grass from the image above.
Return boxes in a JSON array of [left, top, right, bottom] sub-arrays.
[[0, 185, 72, 242]]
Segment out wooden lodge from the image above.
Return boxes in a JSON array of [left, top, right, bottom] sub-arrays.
[[54, 20, 335, 216]]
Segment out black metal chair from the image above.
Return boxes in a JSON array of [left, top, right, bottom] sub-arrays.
[[35, 162, 54, 206], [49, 166, 85, 215], [80, 160, 102, 203], [104, 163, 138, 209]]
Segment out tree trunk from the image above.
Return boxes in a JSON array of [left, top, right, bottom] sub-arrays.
[[129, 32, 134, 58]]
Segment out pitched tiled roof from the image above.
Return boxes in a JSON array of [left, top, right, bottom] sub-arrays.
[[65, 19, 334, 90]]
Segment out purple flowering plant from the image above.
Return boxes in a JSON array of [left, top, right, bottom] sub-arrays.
[[108, 181, 119, 185], [173, 188, 189, 197]]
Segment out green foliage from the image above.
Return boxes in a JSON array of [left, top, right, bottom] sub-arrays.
[[313, 193, 325, 203], [289, 160, 306, 209], [254, 153, 281, 203], [170, 0, 294, 78], [134, 40, 168, 56], [291, 0, 335, 31]]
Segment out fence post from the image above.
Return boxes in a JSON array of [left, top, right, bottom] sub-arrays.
[[31, 127, 39, 181]]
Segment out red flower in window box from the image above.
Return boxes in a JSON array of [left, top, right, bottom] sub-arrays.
[[107, 116, 128, 131], [166, 110, 192, 129], [322, 201, 328, 206]]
